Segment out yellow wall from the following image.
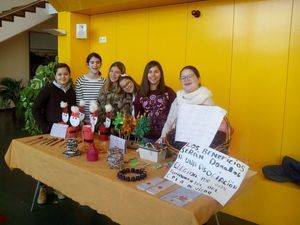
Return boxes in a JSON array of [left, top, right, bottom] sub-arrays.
[[58, 12, 90, 80], [58, 1, 300, 223], [58, 0, 300, 169]]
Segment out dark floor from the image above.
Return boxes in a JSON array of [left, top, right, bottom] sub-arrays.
[[0, 109, 257, 225]]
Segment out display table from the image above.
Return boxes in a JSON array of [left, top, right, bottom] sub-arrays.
[[4, 135, 255, 225]]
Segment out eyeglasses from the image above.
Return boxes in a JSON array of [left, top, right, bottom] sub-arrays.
[[179, 74, 195, 81], [120, 81, 132, 89]]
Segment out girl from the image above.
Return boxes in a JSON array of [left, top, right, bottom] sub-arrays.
[[33, 63, 76, 134], [159, 65, 229, 152], [75, 52, 106, 123], [98, 61, 126, 122], [134, 60, 176, 142], [118, 75, 140, 116], [32, 62, 75, 204]]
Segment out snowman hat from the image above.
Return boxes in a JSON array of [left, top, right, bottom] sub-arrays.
[[60, 101, 68, 113], [71, 106, 79, 117]]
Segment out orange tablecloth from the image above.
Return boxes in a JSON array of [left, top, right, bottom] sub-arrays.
[[4, 135, 255, 225]]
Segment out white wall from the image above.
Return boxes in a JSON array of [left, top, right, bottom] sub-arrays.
[[0, 32, 29, 85], [0, 16, 57, 86], [0, 0, 34, 13]]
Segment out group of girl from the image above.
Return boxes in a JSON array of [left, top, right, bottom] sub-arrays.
[[33, 52, 221, 144], [32, 52, 228, 204]]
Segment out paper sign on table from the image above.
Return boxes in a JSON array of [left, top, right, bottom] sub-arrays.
[[164, 144, 249, 206], [146, 180, 175, 195], [137, 177, 165, 191], [109, 135, 126, 154], [161, 186, 202, 206], [175, 104, 227, 147], [50, 123, 68, 139]]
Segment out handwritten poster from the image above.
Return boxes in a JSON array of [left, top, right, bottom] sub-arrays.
[[164, 144, 249, 206], [175, 104, 227, 147]]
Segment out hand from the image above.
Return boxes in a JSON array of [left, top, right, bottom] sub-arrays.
[[156, 137, 166, 144]]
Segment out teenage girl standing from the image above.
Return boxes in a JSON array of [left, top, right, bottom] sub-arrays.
[[134, 60, 176, 142], [75, 52, 106, 123]]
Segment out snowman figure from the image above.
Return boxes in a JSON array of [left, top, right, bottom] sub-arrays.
[[70, 106, 80, 127], [89, 100, 99, 132], [78, 99, 85, 122], [60, 101, 69, 123]]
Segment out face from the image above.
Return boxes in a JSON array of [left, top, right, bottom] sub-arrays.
[[55, 67, 70, 86], [147, 66, 161, 87], [109, 66, 122, 83], [180, 69, 200, 93], [119, 79, 134, 94], [87, 56, 101, 74]]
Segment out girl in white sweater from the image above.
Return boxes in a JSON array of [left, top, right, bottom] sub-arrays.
[[159, 65, 228, 143]]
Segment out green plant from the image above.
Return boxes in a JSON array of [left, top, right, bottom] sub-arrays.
[[18, 61, 57, 135], [0, 77, 24, 109]]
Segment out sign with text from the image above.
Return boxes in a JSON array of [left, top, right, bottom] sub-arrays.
[[164, 144, 249, 205], [109, 135, 126, 154], [176, 104, 227, 147]]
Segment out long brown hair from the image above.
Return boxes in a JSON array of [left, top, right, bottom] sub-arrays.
[[119, 75, 140, 94], [139, 60, 166, 97], [102, 61, 126, 94]]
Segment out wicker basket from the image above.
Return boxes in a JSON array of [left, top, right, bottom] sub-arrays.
[[166, 117, 232, 155]]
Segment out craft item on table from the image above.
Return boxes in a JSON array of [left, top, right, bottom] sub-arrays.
[[106, 147, 124, 169], [133, 114, 151, 144], [136, 177, 165, 191], [160, 187, 202, 207], [78, 99, 85, 122], [86, 143, 99, 162], [137, 142, 167, 163], [129, 158, 139, 168], [50, 123, 68, 139], [45, 138, 59, 145], [40, 137, 57, 145], [60, 101, 69, 123], [99, 104, 112, 141], [39, 138, 51, 145], [24, 136, 43, 144], [30, 137, 48, 145], [59, 140, 67, 147], [49, 138, 64, 146], [89, 100, 99, 132], [146, 180, 175, 195], [117, 168, 147, 182], [82, 125, 94, 144], [63, 138, 81, 157], [113, 112, 123, 137], [109, 135, 126, 154], [67, 106, 81, 138], [151, 163, 162, 169], [120, 114, 135, 140], [70, 106, 80, 127]]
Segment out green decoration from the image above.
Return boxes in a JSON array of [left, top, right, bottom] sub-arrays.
[[113, 112, 124, 134], [18, 60, 57, 135], [133, 114, 151, 144]]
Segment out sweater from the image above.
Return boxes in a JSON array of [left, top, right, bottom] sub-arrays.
[[75, 75, 106, 122], [134, 86, 176, 139], [160, 86, 214, 138], [32, 82, 76, 133]]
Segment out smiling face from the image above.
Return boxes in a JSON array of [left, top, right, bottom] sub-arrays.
[[55, 67, 70, 86], [109, 66, 122, 83], [87, 56, 101, 75], [180, 69, 200, 93], [147, 66, 161, 89], [119, 78, 134, 93]]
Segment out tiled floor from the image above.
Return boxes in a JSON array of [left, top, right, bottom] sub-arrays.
[[0, 109, 257, 225]]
